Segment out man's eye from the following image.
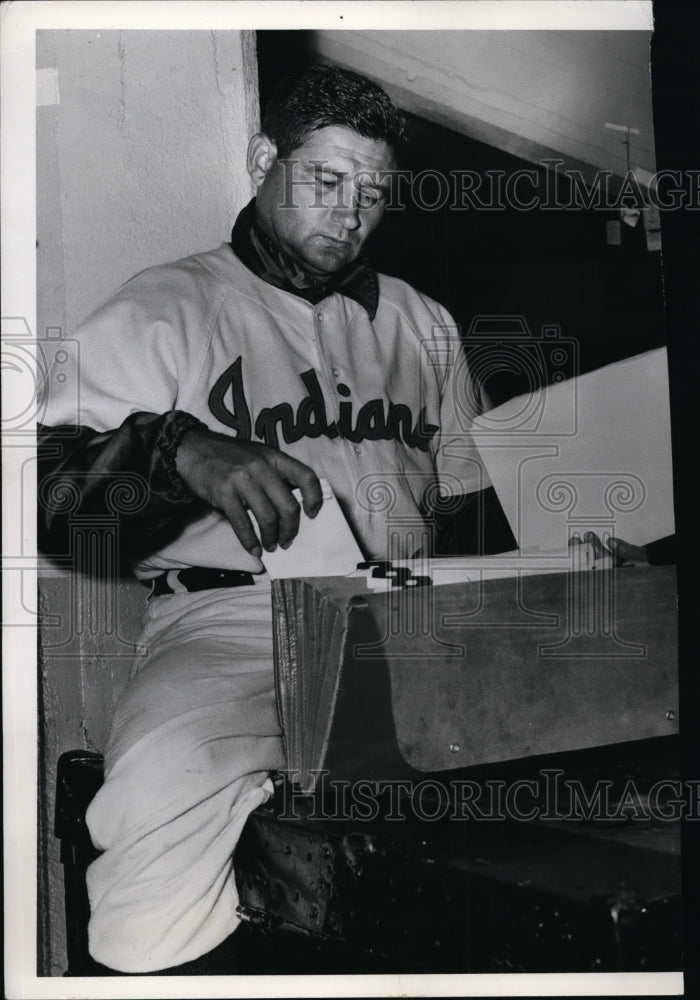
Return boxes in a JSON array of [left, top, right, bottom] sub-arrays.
[[316, 177, 336, 189], [358, 190, 382, 209]]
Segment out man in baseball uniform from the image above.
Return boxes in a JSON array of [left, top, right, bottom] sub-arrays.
[[38, 64, 502, 974]]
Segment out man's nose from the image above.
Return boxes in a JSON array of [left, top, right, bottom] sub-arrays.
[[331, 188, 361, 230]]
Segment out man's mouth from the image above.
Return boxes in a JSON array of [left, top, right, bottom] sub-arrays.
[[318, 236, 355, 252]]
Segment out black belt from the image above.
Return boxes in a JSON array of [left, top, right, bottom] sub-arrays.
[[148, 567, 257, 597]]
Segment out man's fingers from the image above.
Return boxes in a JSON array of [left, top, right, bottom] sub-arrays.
[[238, 481, 281, 552], [569, 531, 651, 567], [298, 468, 324, 519], [219, 495, 263, 558], [608, 537, 650, 566], [175, 432, 322, 553], [272, 452, 324, 518], [583, 531, 609, 559], [254, 480, 301, 550]]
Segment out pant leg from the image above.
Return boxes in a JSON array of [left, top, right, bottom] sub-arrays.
[[85, 583, 284, 973]]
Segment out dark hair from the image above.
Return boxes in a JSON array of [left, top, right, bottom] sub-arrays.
[[260, 63, 406, 158]]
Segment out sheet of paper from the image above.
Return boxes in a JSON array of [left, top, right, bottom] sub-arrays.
[[253, 479, 364, 579], [471, 348, 675, 551]]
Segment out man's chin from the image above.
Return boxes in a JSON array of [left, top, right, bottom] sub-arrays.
[[302, 253, 353, 278]]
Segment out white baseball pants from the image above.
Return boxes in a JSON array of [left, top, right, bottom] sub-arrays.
[[85, 581, 283, 973]]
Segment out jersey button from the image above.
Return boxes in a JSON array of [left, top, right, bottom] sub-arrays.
[[331, 366, 340, 377], [354, 445, 362, 455]]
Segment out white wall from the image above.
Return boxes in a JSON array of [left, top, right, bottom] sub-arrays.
[[36, 28, 258, 976], [37, 28, 259, 334]]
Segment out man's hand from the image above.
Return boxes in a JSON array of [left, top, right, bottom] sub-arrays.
[[175, 429, 323, 557], [570, 531, 651, 566]]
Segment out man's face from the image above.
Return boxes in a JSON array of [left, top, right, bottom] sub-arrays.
[[253, 125, 395, 276]]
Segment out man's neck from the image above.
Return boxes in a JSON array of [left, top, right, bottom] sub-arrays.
[[230, 198, 379, 320]]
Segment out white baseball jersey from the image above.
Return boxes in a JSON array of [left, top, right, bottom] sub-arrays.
[[44, 243, 490, 576]]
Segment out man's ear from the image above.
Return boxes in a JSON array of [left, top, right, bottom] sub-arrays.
[[247, 133, 278, 188]]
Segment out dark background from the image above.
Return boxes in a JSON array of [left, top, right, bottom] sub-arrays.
[[650, 5, 700, 999]]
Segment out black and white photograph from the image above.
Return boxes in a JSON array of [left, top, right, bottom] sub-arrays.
[[2, 1, 698, 997]]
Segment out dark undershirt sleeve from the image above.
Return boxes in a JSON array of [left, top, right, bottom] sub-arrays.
[[37, 410, 209, 563], [429, 485, 518, 556]]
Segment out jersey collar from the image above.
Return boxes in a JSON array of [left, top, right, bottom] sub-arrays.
[[230, 199, 379, 321]]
